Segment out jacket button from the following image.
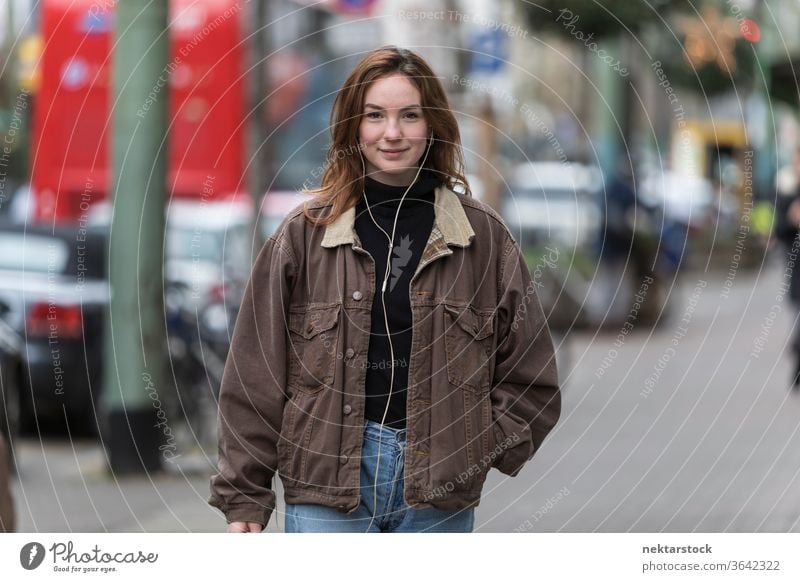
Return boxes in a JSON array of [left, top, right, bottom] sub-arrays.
[[343, 404, 352, 415], [340, 454, 349, 464], [345, 348, 355, 359], [352, 290, 363, 301]]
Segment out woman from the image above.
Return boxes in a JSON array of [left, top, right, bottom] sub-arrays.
[[209, 46, 560, 533]]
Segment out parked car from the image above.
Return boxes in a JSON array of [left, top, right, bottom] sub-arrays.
[[164, 199, 253, 308], [0, 223, 107, 432], [89, 198, 254, 305], [0, 196, 259, 438], [501, 161, 603, 250]]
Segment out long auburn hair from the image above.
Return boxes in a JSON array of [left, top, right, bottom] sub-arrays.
[[303, 46, 470, 226]]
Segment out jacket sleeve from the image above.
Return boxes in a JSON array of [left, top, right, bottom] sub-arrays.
[[490, 236, 561, 477], [208, 235, 296, 526]]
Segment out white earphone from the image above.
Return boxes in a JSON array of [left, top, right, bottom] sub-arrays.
[[359, 131, 434, 532]]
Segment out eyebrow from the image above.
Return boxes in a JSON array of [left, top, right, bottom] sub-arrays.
[[363, 103, 422, 111]]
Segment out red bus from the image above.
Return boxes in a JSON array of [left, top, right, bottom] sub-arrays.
[[31, 0, 247, 223]]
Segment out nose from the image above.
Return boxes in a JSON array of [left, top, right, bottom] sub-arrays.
[[382, 118, 402, 141]]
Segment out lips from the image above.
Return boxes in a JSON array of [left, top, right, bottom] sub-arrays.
[[379, 148, 408, 154]]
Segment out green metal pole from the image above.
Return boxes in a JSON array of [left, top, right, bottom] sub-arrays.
[[105, 0, 169, 474], [754, 4, 775, 195], [592, 34, 623, 178]]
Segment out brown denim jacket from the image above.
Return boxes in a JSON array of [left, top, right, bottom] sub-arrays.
[[208, 186, 561, 526]]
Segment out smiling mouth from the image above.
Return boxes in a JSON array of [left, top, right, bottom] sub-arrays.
[[379, 148, 408, 154]]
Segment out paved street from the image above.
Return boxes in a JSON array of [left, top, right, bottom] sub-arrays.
[[10, 259, 800, 532], [479, 257, 800, 532]]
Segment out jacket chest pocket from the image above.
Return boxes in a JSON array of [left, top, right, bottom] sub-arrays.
[[443, 304, 494, 392], [287, 304, 340, 392]]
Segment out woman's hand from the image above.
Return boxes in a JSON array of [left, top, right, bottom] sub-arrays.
[[227, 521, 263, 533]]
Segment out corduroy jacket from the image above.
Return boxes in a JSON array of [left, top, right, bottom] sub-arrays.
[[209, 185, 561, 527]]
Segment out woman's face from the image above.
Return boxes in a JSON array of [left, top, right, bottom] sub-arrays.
[[358, 73, 430, 187]]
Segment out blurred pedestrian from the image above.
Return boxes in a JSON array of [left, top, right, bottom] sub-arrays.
[[0, 433, 15, 532], [209, 46, 560, 533], [595, 157, 664, 323], [775, 147, 800, 388]]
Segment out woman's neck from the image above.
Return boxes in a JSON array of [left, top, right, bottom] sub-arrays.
[[366, 169, 420, 187], [362, 170, 440, 212]]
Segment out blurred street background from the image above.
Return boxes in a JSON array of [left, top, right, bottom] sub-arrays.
[[1, 0, 800, 532]]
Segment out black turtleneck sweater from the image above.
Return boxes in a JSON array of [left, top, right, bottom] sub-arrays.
[[354, 172, 439, 429]]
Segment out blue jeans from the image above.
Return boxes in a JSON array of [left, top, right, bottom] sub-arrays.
[[284, 419, 475, 533]]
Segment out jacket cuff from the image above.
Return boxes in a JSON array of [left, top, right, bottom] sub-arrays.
[[490, 423, 534, 477], [211, 500, 274, 527]]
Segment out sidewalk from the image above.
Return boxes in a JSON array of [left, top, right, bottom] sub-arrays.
[[9, 439, 284, 532]]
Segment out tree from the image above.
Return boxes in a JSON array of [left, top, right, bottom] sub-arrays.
[[522, 0, 671, 38]]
